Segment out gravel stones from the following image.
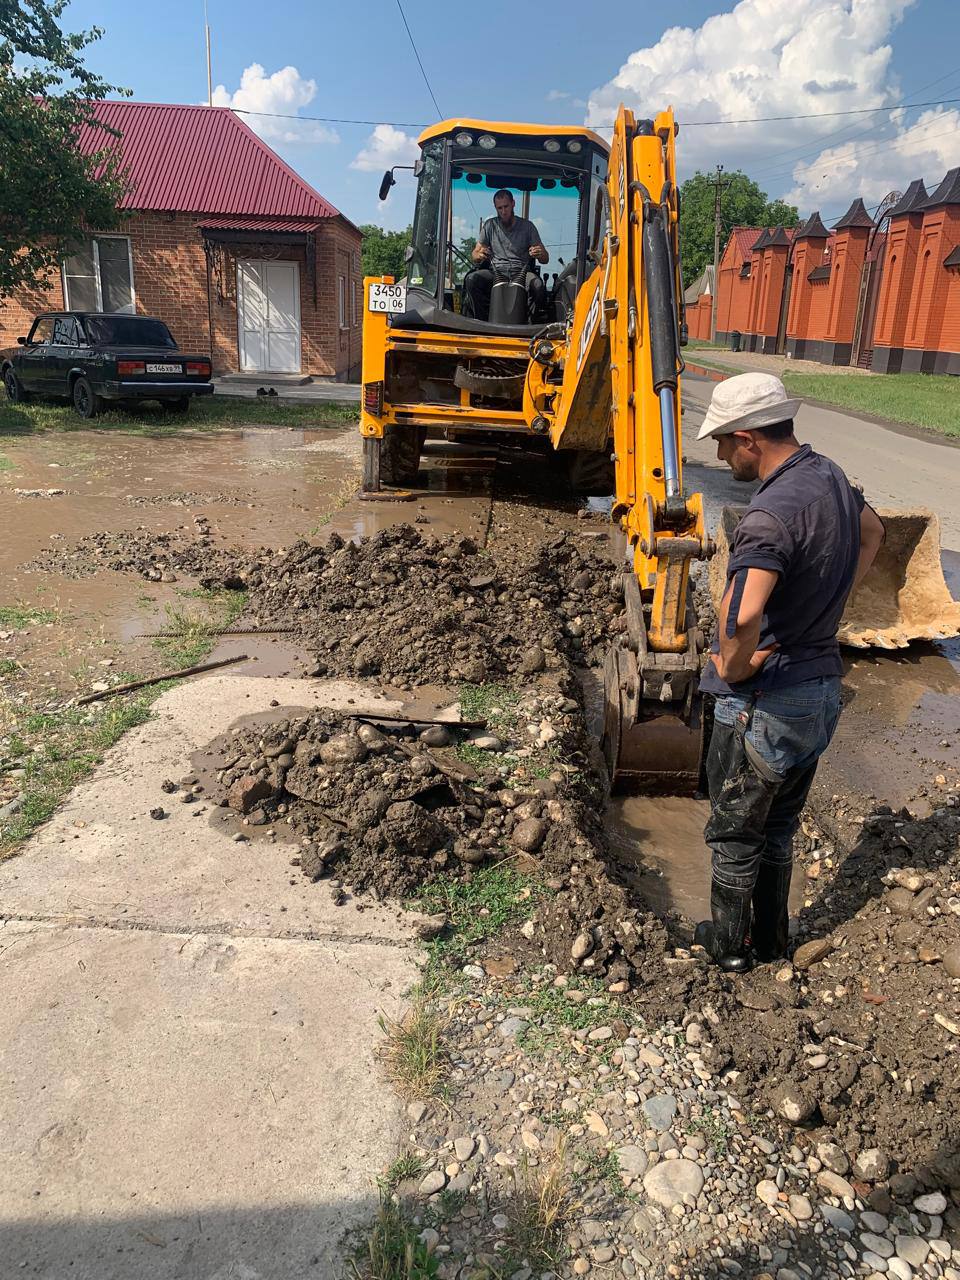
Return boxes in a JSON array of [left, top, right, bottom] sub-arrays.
[[511, 817, 547, 852], [642, 1094, 677, 1132], [570, 931, 594, 961], [773, 1082, 817, 1125], [792, 937, 834, 969], [614, 1145, 648, 1178], [641, 1159, 704, 1209], [418, 1169, 446, 1196], [227, 774, 275, 813], [942, 944, 960, 978], [817, 1170, 855, 1199], [912, 1191, 946, 1214], [854, 1149, 891, 1182], [895, 1236, 930, 1266], [756, 1179, 779, 1207], [319, 733, 368, 767]]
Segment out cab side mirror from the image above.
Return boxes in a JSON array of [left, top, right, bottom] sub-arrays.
[[378, 170, 396, 202], [16, 335, 27, 345]]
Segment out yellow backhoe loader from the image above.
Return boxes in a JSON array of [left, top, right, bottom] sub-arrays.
[[359, 106, 960, 793]]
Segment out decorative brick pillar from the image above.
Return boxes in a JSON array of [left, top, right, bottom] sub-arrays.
[[785, 212, 830, 361], [901, 168, 960, 375], [820, 197, 874, 365]]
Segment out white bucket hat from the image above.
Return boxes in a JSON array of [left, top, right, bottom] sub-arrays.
[[697, 372, 801, 441]]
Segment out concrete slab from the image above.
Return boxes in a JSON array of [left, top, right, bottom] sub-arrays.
[[214, 378, 360, 403], [0, 675, 422, 1278], [0, 919, 408, 1279]]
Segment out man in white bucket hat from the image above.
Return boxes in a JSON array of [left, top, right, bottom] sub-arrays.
[[694, 373, 885, 972]]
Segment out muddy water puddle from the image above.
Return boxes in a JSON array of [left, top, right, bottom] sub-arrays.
[[0, 425, 361, 692]]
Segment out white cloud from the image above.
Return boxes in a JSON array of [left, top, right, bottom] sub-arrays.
[[782, 107, 960, 211], [586, 0, 928, 211], [547, 89, 587, 108], [351, 124, 419, 173], [212, 63, 338, 145]]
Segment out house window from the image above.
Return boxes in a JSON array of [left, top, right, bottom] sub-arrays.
[[338, 275, 347, 329], [62, 237, 135, 313]]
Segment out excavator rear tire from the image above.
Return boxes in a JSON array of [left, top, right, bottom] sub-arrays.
[[380, 424, 426, 487]]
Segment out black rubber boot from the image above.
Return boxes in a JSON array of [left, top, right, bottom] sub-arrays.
[[751, 861, 792, 963], [694, 882, 754, 973]]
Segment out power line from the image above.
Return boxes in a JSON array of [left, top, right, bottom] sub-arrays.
[[745, 63, 960, 175], [233, 108, 426, 128], [233, 94, 960, 134], [593, 95, 960, 129], [394, 0, 442, 118]]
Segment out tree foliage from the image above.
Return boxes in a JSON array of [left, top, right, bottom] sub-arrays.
[[0, 0, 130, 298], [359, 223, 412, 281], [678, 170, 800, 286]]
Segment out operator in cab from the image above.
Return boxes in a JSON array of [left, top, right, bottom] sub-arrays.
[[462, 189, 548, 321]]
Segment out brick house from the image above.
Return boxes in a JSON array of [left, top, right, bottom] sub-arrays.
[[0, 101, 363, 381]]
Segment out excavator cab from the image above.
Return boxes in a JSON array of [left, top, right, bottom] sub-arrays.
[[360, 120, 615, 494], [391, 122, 608, 335]]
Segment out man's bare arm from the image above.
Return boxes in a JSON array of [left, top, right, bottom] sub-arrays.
[[853, 503, 885, 592], [713, 567, 779, 684]]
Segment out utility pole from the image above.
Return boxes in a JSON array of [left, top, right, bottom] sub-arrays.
[[710, 165, 729, 343], [204, 0, 213, 107]]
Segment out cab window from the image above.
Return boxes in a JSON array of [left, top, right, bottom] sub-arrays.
[[52, 317, 80, 345], [28, 316, 54, 345]]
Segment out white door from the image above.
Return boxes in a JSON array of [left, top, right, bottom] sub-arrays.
[[237, 260, 301, 373]]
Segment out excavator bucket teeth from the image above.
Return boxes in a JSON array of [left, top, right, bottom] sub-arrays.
[[711, 506, 960, 652], [602, 645, 704, 795]]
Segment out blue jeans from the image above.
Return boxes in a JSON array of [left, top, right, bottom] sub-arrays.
[[704, 677, 842, 954]]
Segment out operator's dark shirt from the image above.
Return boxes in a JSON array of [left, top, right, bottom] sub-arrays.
[[700, 443, 866, 696]]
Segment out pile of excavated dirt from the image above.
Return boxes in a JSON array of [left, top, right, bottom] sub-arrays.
[[202, 669, 960, 1194], [624, 800, 960, 1196], [31, 524, 623, 684], [238, 526, 620, 685]]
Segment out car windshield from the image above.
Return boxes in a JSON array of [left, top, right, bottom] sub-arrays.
[[84, 316, 177, 348]]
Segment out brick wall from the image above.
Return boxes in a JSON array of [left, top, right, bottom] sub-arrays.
[[0, 211, 363, 379]]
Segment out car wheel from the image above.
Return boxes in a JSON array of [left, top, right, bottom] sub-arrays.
[[4, 369, 29, 403], [72, 376, 102, 419], [160, 397, 190, 413]]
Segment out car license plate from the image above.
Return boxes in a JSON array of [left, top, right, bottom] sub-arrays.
[[146, 363, 181, 374], [368, 283, 406, 314]]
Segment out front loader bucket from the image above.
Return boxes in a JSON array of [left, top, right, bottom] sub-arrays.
[[711, 507, 960, 652], [840, 508, 960, 649]]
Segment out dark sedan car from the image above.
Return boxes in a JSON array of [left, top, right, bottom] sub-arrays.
[[1, 312, 215, 417]]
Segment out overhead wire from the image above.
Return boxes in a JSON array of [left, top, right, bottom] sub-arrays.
[[394, 0, 442, 118]]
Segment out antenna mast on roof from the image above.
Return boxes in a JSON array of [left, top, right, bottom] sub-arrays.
[[204, 0, 213, 107]]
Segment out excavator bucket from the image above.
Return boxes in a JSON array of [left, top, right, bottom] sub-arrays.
[[711, 507, 960, 651]]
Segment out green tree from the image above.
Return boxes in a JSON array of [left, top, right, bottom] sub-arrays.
[[678, 170, 800, 287], [359, 223, 413, 280], [0, 0, 130, 298]]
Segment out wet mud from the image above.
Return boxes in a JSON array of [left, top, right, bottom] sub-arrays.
[[3, 421, 960, 1203]]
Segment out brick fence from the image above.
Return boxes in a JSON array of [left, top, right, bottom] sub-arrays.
[[693, 170, 960, 375]]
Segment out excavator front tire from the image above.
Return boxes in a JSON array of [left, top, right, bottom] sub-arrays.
[[380, 424, 426, 487], [557, 448, 615, 497]]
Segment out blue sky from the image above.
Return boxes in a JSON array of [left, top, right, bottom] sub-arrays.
[[66, 0, 959, 229]]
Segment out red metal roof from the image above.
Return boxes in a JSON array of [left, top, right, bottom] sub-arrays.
[[79, 101, 343, 221], [198, 214, 324, 232]]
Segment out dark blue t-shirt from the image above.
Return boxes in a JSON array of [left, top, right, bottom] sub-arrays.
[[700, 443, 865, 696]]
